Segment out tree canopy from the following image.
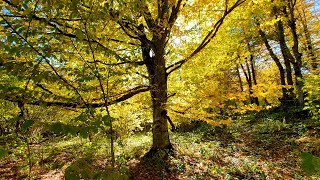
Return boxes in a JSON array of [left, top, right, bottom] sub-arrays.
[[0, 0, 320, 178]]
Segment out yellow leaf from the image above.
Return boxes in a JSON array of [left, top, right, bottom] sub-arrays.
[[12, 0, 19, 5], [168, 0, 176, 6], [22, 9, 31, 15]]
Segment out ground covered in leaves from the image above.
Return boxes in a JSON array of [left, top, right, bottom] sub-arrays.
[[1, 112, 320, 179]]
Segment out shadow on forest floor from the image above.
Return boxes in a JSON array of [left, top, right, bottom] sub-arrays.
[[1, 117, 320, 179]]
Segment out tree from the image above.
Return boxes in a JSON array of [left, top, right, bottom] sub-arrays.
[[244, 0, 307, 105], [296, 0, 319, 70], [0, 0, 245, 155]]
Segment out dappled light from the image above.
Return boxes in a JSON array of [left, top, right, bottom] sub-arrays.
[[1, 0, 320, 179]]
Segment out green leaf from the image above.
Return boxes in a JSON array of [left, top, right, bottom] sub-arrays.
[[102, 115, 112, 127], [51, 123, 63, 134], [22, 119, 34, 131], [65, 158, 91, 180], [0, 147, 8, 159], [65, 169, 80, 180], [79, 128, 89, 138], [73, 113, 88, 122], [75, 29, 84, 40], [301, 152, 320, 176]]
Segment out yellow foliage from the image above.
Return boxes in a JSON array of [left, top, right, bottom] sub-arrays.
[[233, 104, 263, 114], [205, 118, 233, 127]]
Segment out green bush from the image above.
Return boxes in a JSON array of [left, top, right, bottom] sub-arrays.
[[304, 71, 320, 123], [301, 153, 320, 176]]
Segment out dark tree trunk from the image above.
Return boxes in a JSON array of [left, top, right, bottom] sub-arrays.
[[287, 1, 304, 105], [292, 62, 304, 105], [240, 63, 251, 102], [141, 37, 172, 156], [258, 28, 289, 103], [249, 53, 258, 86], [241, 61, 258, 105], [275, 19, 295, 101], [164, 110, 176, 132], [248, 53, 259, 105], [245, 61, 255, 104]]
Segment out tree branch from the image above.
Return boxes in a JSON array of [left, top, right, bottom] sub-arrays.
[[87, 59, 145, 66], [0, 14, 91, 110], [140, 1, 157, 30], [35, 83, 53, 94], [2, 85, 150, 108], [166, 0, 246, 75]]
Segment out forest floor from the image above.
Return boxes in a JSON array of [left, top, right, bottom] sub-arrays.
[[1, 110, 320, 179]]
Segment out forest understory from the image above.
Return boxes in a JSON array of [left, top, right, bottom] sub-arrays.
[[1, 107, 320, 179], [1, 0, 320, 179]]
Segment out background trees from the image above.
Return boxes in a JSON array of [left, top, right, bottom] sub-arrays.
[[0, 0, 319, 169], [1, 0, 320, 178]]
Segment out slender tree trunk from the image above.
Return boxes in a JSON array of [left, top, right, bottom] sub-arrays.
[[258, 28, 289, 103], [287, 0, 304, 105], [162, 110, 176, 132], [275, 19, 295, 102], [241, 62, 256, 105], [249, 54, 258, 86], [236, 64, 243, 92], [245, 60, 255, 104], [292, 62, 304, 105], [248, 53, 259, 105]]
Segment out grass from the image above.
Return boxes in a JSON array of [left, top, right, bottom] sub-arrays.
[[1, 112, 320, 179]]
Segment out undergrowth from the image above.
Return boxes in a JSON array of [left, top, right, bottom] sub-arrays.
[[1, 107, 320, 179]]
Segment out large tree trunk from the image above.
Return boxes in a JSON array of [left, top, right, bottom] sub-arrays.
[[149, 58, 171, 151], [142, 38, 172, 157], [292, 62, 304, 105]]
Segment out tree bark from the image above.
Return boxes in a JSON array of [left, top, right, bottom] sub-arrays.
[[248, 52, 259, 105], [258, 28, 289, 103], [141, 36, 172, 156], [275, 19, 295, 101], [287, 0, 304, 105], [245, 61, 255, 104], [164, 110, 176, 132], [236, 64, 244, 92]]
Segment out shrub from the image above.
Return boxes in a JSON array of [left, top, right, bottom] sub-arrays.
[[304, 70, 320, 123]]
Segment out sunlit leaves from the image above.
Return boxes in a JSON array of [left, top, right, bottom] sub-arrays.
[[303, 70, 320, 122], [65, 160, 128, 180], [75, 29, 84, 40]]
